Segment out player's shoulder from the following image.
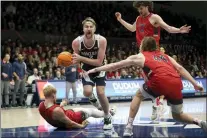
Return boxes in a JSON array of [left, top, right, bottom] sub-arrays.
[[96, 34, 107, 43], [151, 14, 161, 19], [72, 35, 82, 46], [53, 106, 64, 114]]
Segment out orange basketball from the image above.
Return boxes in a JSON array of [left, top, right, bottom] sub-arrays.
[[57, 52, 73, 67]]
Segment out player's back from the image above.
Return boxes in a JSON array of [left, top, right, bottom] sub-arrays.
[[142, 51, 180, 79], [38, 102, 83, 128], [136, 13, 160, 46], [38, 101, 66, 128]]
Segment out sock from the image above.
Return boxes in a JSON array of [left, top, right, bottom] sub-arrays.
[[126, 117, 134, 127], [193, 118, 202, 126], [104, 113, 111, 118]]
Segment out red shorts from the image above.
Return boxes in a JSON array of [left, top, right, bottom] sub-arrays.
[[146, 77, 183, 105], [65, 110, 85, 124]]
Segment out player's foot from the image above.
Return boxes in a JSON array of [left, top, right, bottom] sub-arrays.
[[151, 105, 159, 121], [103, 116, 113, 130], [200, 121, 207, 132], [151, 104, 166, 121], [109, 106, 117, 116], [123, 126, 133, 136]]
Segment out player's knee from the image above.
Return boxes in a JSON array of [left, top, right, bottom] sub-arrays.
[[83, 91, 92, 97], [135, 91, 144, 99], [172, 112, 181, 120], [97, 90, 105, 97]]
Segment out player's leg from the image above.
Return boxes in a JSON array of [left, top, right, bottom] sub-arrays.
[[169, 101, 207, 132], [123, 90, 144, 136], [95, 77, 112, 129], [73, 107, 104, 118], [151, 95, 166, 121], [82, 77, 102, 110], [124, 83, 156, 136], [71, 82, 77, 103], [65, 81, 71, 103]]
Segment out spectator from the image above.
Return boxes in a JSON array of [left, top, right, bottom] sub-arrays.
[[27, 68, 41, 85], [160, 47, 165, 54], [114, 71, 121, 79], [1, 54, 13, 108], [42, 71, 53, 80], [12, 54, 26, 107], [65, 65, 78, 104], [107, 71, 115, 79], [120, 69, 130, 79], [54, 70, 65, 80]]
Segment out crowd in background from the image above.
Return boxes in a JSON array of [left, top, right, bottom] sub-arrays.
[[1, 1, 206, 107]]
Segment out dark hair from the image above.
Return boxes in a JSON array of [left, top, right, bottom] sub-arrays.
[[82, 17, 96, 27], [141, 37, 157, 52], [133, 1, 153, 12]]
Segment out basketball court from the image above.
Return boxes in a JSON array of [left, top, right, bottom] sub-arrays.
[[1, 97, 206, 138]]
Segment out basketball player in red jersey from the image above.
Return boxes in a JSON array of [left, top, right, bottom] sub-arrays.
[[85, 37, 207, 136], [38, 83, 116, 129], [115, 1, 191, 120]]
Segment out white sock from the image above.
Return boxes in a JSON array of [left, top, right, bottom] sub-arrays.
[[89, 93, 96, 100], [126, 117, 134, 128], [104, 113, 111, 118]]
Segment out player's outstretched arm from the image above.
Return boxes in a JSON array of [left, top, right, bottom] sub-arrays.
[[87, 54, 144, 74], [168, 56, 203, 92], [154, 14, 191, 34], [115, 12, 136, 32], [53, 107, 87, 129]]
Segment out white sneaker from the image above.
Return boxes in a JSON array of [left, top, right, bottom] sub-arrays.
[[151, 104, 166, 121], [200, 121, 207, 132], [103, 116, 113, 130], [89, 96, 102, 110], [151, 105, 159, 121], [123, 126, 133, 136], [109, 106, 117, 116]]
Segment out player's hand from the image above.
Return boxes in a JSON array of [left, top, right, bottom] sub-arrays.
[[115, 12, 122, 21], [86, 69, 96, 75], [194, 84, 204, 92], [2, 73, 8, 78], [81, 120, 89, 128], [72, 53, 81, 64], [179, 24, 191, 33], [60, 99, 68, 107]]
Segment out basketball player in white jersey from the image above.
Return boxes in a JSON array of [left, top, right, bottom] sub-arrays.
[[72, 17, 113, 130]]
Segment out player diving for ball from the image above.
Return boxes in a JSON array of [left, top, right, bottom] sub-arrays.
[[39, 83, 116, 129]]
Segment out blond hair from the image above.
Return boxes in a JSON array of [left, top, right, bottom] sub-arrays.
[[43, 83, 57, 98], [82, 17, 96, 26]]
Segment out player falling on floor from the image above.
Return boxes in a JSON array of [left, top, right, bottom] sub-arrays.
[[72, 17, 114, 130], [39, 83, 116, 129], [85, 37, 207, 136], [115, 1, 191, 121]]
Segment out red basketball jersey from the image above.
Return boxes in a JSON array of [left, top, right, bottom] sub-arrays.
[[142, 51, 181, 86], [136, 13, 161, 47], [38, 102, 83, 128]]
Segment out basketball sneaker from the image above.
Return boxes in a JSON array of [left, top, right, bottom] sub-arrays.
[[103, 115, 113, 130], [123, 126, 133, 136], [89, 93, 102, 110], [200, 121, 207, 132]]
